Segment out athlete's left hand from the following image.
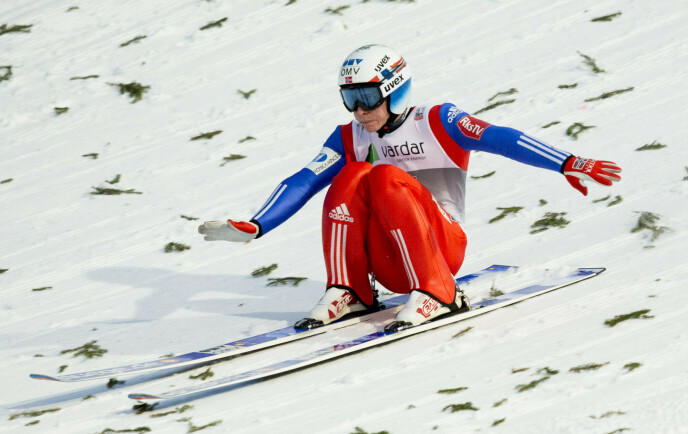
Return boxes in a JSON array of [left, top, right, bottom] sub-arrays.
[[562, 156, 621, 196], [198, 220, 259, 242]]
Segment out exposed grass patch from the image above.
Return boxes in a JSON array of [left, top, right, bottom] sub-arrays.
[[590, 410, 625, 419], [26, 420, 40, 426], [325, 5, 350, 15], [150, 404, 193, 418], [1, 178, 12, 184], [97, 427, 151, 434], [67, 7, 80, 12], [593, 195, 610, 203], [54, 107, 69, 115], [238, 135, 256, 143], [489, 281, 504, 297], [511, 367, 529, 374], [474, 99, 515, 115], [9, 408, 60, 420], [120, 35, 147, 47], [1, 65, 13, 82], [608, 196, 622, 207], [488, 88, 518, 102], [493, 398, 507, 407], [569, 362, 609, 373], [538, 199, 548, 206], [32, 286, 53, 292], [537, 367, 559, 376], [107, 378, 125, 388], [83, 153, 99, 159], [489, 206, 523, 224], [605, 429, 630, 434], [221, 154, 247, 166], [181, 215, 199, 221], [591, 12, 622, 22], [83, 394, 95, 400], [605, 309, 653, 327], [542, 121, 560, 128], [106, 174, 121, 184], [530, 212, 569, 234], [60, 340, 108, 358], [442, 402, 478, 412], [70, 74, 99, 80], [437, 387, 468, 394], [492, 418, 506, 426], [558, 83, 578, 89], [59, 364, 68, 373], [578, 51, 605, 73], [189, 367, 214, 380], [635, 140, 667, 151], [631, 212, 669, 243], [108, 82, 150, 103], [133, 402, 158, 414], [237, 89, 257, 99], [351, 428, 390, 434], [0, 24, 33, 36], [164, 242, 190, 253], [267, 277, 307, 287], [566, 122, 596, 140], [286, 0, 297, 4], [91, 187, 142, 195], [191, 130, 222, 141], [452, 326, 473, 339], [516, 376, 550, 392], [585, 87, 634, 102], [0, 269, 8, 274], [200, 18, 228, 30], [470, 170, 495, 179], [252, 263, 278, 277], [187, 420, 222, 432], [623, 362, 642, 372]]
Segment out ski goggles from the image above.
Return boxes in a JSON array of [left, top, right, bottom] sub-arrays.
[[340, 85, 385, 112]]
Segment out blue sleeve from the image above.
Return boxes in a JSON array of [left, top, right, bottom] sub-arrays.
[[438, 103, 571, 172], [250, 127, 347, 236]]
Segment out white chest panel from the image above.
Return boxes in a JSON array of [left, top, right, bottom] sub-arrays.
[[350, 105, 469, 224]]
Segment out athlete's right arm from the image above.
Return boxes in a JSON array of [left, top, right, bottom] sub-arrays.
[[198, 127, 348, 242]]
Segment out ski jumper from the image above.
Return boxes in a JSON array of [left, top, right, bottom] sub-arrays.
[[249, 103, 571, 305]]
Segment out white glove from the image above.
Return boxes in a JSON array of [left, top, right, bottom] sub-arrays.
[[198, 220, 259, 242]]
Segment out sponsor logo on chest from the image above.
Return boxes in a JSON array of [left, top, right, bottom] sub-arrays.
[[380, 141, 425, 159], [457, 115, 491, 140]]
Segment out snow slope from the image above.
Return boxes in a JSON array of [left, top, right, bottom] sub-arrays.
[[1, 0, 687, 433]]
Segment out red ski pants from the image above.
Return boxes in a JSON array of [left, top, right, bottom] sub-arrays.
[[322, 162, 467, 306]]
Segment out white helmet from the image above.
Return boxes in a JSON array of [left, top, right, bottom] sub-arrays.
[[338, 44, 412, 116]]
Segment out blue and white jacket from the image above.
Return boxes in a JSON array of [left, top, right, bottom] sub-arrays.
[[250, 103, 570, 236]]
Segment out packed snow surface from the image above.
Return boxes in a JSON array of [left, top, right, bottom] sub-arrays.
[[1, 0, 687, 433]]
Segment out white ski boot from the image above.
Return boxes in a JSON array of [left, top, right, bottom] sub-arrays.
[[385, 286, 471, 332], [294, 287, 370, 329]]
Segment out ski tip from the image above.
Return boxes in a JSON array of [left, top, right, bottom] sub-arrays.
[[30, 373, 60, 381], [488, 264, 518, 272], [577, 267, 606, 274], [128, 393, 161, 400]]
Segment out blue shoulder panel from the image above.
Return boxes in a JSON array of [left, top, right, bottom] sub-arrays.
[[251, 127, 347, 235], [437, 103, 570, 172]]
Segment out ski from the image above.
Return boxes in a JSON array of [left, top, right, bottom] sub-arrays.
[[129, 267, 604, 400], [30, 265, 514, 382]]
